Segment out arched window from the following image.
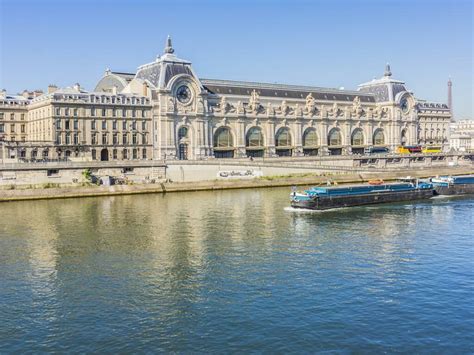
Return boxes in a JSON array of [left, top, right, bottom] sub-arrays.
[[246, 127, 264, 147], [373, 129, 385, 145], [351, 129, 364, 146], [178, 126, 188, 140], [275, 128, 291, 147], [401, 129, 407, 146], [213, 127, 233, 148], [303, 128, 318, 147], [328, 129, 342, 146]]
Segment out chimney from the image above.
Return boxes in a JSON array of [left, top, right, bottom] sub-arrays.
[[73, 83, 81, 92], [48, 84, 58, 94], [142, 82, 148, 97], [33, 90, 43, 97], [112, 85, 118, 95]]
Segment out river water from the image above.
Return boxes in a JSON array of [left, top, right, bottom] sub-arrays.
[[1, 188, 473, 353]]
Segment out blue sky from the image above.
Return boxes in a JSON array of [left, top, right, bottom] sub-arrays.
[[0, 0, 472, 118]]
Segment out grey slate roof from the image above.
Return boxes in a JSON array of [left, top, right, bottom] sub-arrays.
[[201, 79, 375, 103]]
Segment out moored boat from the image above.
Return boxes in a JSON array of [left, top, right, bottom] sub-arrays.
[[290, 179, 434, 210], [431, 175, 474, 195]]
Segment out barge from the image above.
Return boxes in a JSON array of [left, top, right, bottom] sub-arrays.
[[431, 175, 474, 195], [290, 180, 434, 210]]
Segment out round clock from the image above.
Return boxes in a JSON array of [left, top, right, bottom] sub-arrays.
[[176, 85, 192, 104], [400, 98, 410, 113]]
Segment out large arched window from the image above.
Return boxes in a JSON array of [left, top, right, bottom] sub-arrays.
[[303, 128, 318, 147], [213, 127, 233, 148], [213, 127, 234, 158], [328, 128, 342, 146], [373, 129, 385, 145], [275, 128, 292, 147], [351, 129, 364, 146], [246, 127, 264, 147]]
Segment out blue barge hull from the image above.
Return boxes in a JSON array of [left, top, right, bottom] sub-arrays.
[[291, 182, 434, 210]]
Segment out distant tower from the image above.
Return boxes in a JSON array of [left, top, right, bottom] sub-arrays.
[[447, 77, 453, 116]]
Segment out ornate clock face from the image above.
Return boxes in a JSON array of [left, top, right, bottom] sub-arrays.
[[400, 98, 410, 113], [176, 85, 192, 104]]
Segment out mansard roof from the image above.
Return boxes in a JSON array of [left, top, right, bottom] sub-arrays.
[[416, 100, 450, 111], [134, 36, 198, 90], [358, 64, 408, 102], [202, 79, 376, 103], [95, 70, 134, 92], [30, 85, 150, 105]]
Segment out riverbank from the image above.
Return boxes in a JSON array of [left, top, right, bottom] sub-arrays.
[[1, 166, 472, 202]]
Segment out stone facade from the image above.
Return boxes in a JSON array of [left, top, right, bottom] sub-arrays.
[[1, 37, 453, 161], [449, 119, 474, 152]]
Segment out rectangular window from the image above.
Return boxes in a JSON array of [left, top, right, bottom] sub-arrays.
[[74, 133, 78, 145], [65, 120, 70, 130], [102, 133, 107, 145], [142, 134, 147, 144], [123, 149, 128, 159], [102, 120, 107, 130], [91, 107, 95, 116], [132, 121, 136, 130], [113, 133, 118, 144], [21, 114, 25, 120], [142, 110, 146, 118], [56, 119, 61, 129], [132, 149, 137, 159], [0, 112, 4, 119], [102, 108, 106, 117], [122, 133, 127, 145], [142, 121, 146, 130], [91, 149, 96, 160], [56, 132, 61, 144], [65, 108, 69, 116], [132, 133, 137, 144], [132, 109, 136, 118], [112, 109, 116, 117], [122, 120, 126, 130], [10, 124, 15, 133], [66, 133, 71, 145], [74, 119, 78, 130], [0, 123, 4, 133], [91, 120, 96, 130], [113, 149, 117, 159], [10, 113, 15, 120], [73, 108, 78, 116], [112, 120, 117, 130], [55, 108, 60, 116], [91, 133, 97, 145], [142, 149, 147, 159], [122, 108, 126, 117], [21, 124, 25, 133]]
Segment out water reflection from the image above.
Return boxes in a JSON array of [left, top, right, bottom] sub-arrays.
[[0, 190, 473, 352]]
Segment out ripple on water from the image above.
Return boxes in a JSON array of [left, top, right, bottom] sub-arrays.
[[0, 190, 473, 353]]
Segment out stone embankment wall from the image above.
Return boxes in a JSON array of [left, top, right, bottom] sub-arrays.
[[1, 166, 472, 202], [1, 153, 473, 186]]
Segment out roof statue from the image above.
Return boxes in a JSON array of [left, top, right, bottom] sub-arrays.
[[164, 35, 174, 54], [384, 63, 392, 77]]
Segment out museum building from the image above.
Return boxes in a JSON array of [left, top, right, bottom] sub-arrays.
[[0, 37, 452, 161]]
